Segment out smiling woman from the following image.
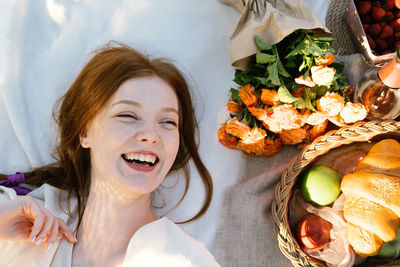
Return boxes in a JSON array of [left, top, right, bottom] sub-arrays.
[[82, 77, 181, 196], [0, 43, 219, 267]]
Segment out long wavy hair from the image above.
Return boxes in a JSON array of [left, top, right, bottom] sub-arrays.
[[1, 42, 212, 227]]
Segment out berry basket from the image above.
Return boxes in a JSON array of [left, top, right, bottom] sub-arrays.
[[271, 120, 400, 267], [345, 0, 395, 65]]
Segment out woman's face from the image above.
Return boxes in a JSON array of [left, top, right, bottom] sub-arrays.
[[82, 75, 180, 195]]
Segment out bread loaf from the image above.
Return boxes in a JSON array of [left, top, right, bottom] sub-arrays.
[[341, 139, 400, 257]]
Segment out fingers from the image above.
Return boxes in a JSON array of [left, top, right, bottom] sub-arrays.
[[27, 202, 46, 243], [22, 196, 76, 246], [59, 220, 77, 244], [34, 212, 54, 244], [32, 216, 76, 247], [45, 220, 59, 248], [43, 219, 77, 248]]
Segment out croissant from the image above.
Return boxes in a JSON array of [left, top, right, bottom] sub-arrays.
[[340, 139, 400, 257]]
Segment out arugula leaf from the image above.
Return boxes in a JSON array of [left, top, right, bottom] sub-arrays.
[[293, 99, 306, 109], [267, 62, 280, 86], [306, 87, 317, 100], [234, 71, 252, 85], [303, 88, 317, 111], [277, 59, 291, 77], [237, 108, 247, 122], [285, 30, 305, 50], [316, 85, 328, 97], [303, 39, 324, 56], [239, 108, 256, 127], [253, 76, 269, 86], [331, 80, 340, 91], [254, 63, 266, 69], [285, 38, 307, 58], [312, 36, 334, 42], [286, 82, 300, 93], [244, 111, 251, 124], [230, 88, 241, 102], [299, 56, 307, 72], [255, 36, 273, 51], [272, 46, 290, 78], [285, 60, 296, 68], [278, 84, 300, 103], [256, 52, 276, 64], [300, 55, 314, 72]]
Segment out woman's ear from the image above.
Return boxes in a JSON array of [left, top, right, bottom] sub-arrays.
[[80, 130, 90, 148]]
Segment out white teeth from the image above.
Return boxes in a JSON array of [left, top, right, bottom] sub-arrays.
[[124, 153, 156, 164], [146, 154, 156, 164]]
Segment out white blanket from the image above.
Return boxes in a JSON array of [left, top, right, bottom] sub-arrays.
[[0, 0, 330, 255]]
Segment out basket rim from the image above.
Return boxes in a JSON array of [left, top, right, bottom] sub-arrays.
[[271, 120, 400, 267]]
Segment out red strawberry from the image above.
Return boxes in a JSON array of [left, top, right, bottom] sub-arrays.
[[361, 15, 372, 23], [372, 6, 386, 21], [386, 11, 395, 21], [363, 23, 370, 32], [368, 23, 382, 37], [396, 0, 400, 9], [387, 37, 395, 46], [380, 25, 394, 39], [358, 1, 372, 15], [394, 41, 400, 49], [391, 18, 400, 31], [386, 0, 395, 10], [379, 21, 387, 28], [376, 38, 389, 51], [394, 32, 400, 40], [367, 34, 377, 49], [396, 10, 400, 19], [374, 2, 382, 7]]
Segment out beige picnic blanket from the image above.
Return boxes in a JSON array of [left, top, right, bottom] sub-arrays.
[[214, 0, 372, 266]]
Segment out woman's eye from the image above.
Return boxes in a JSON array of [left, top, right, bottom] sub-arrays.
[[162, 120, 177, 127], [117, 114, 137, 120]]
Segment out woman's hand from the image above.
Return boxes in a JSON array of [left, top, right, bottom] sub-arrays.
[[0, 195, 77, 248]]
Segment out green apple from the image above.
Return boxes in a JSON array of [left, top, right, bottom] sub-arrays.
[[377, 227, 400, 259], [377, 242, 397, 259], [301, 165, 342, 206]]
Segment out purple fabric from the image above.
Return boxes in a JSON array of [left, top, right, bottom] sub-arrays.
[[0, 172, 32, 195]]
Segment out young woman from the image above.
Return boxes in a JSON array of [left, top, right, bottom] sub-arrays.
[[0, 43, 219, 266]]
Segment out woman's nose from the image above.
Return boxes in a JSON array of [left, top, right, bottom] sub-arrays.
[[135, 124, 159, 144]]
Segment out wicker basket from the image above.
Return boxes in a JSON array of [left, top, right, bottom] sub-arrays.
[[272, 120, 400, 267]]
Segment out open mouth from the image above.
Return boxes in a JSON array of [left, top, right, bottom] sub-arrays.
[[121, 153, 159, 167]]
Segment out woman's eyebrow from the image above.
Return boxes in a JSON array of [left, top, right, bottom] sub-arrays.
[[112, 100, 178, 115], [162, 107, 179, 115], [111, 100, 141, 107]]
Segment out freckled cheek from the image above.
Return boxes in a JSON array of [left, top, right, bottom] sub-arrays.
[[164, 132, 180, 158], [105, 124, 135, 140], [94, 125, 132, 154]]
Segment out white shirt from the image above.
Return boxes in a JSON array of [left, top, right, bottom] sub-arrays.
[[0, 184, 220, 267]]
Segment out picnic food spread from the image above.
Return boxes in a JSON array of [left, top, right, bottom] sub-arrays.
[[294, 139, 400, 265], [218, 1, 400, 266]]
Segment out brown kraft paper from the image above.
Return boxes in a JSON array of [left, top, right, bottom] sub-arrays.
[[223, 0, 330, 69]]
